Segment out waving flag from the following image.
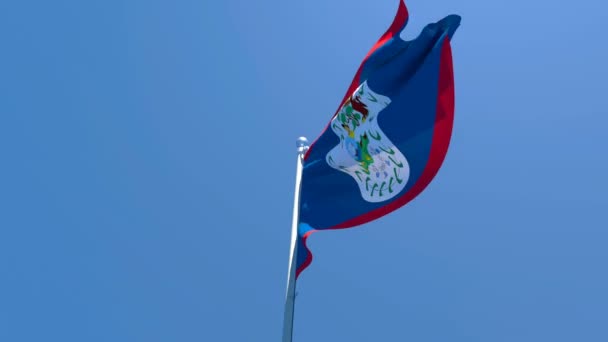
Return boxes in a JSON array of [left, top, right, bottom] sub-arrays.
[[295, 1, 461, 278]]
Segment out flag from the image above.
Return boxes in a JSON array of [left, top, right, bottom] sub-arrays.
[[295, 0, 461, 278]]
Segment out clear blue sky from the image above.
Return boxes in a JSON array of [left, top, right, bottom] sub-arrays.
[[1, 0, 607, 341]]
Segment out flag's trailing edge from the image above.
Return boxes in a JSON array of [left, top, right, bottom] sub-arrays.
[[295, 0, 461, 278]]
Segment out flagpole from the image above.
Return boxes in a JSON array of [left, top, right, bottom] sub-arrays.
[[282, 137, 308, 342]]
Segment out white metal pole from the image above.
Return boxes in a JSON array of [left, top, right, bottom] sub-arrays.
[[282, 137, 308, 342]]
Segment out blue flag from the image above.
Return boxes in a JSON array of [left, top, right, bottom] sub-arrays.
[[296, 0, 461, 277]]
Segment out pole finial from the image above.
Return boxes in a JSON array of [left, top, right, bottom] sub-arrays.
[[296, 136, 309, 154]]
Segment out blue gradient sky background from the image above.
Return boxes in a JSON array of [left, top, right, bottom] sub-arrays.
[[1, 0, 607, 341]]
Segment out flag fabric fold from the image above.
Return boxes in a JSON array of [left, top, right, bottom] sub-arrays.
[[296, 0, 461, 278]]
